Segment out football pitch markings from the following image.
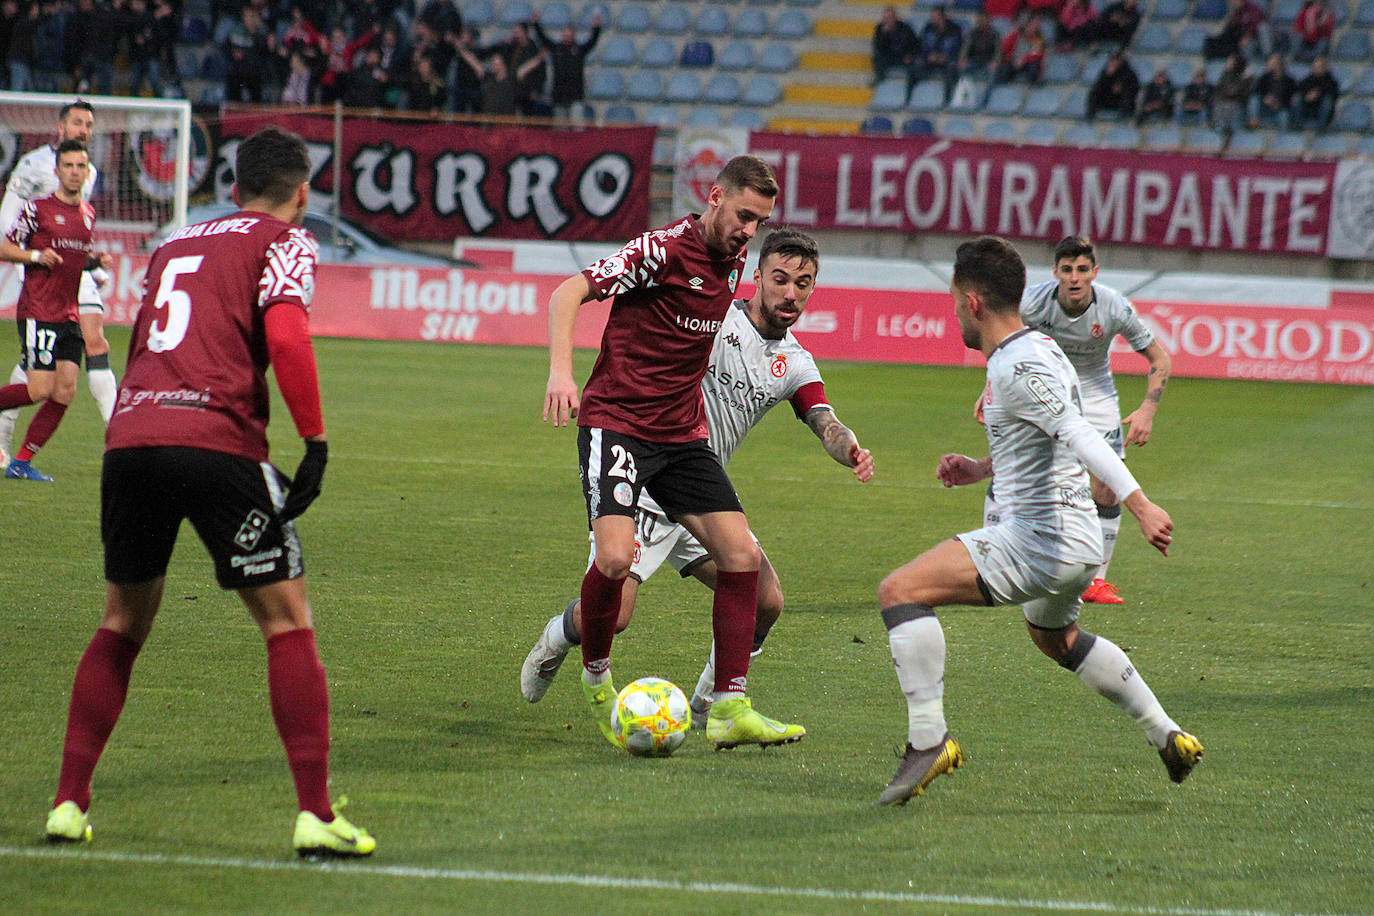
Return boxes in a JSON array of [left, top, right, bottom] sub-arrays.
[[1, 846, 1363, 916]]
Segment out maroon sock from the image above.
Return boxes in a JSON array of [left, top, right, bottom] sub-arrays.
[[55, 628, 142, 812], [712, 570, 759, 696], [16, 399, 67, 461], [579, 563, 625, 677], [266, 628, 333, 821], [0, 382, 34, 411]]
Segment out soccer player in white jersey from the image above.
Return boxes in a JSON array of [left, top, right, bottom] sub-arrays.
[[1012, 235, 1171, 605], [0, 100, 118, 468], [523, 228, 874, 725], [876, 235, 1200, 807]]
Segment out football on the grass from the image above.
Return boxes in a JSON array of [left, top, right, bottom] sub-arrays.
[[611, 677, 691, 757]]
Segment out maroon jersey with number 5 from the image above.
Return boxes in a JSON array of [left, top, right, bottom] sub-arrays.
[[107, 210, 318, 462], [578, 215, 747, 443], [7, 195, 95, 323]]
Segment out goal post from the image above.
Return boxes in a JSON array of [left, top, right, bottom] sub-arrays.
[[0, 91, 191, 245]]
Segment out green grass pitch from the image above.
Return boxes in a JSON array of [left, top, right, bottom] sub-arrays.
[[1, 329, 1371, 915]]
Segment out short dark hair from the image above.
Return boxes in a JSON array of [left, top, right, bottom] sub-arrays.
[[953, 236, 1025, 314], [58, 99, 95, 122], [55, 139, 88, 159], [1053, 235, 1096, 266], [235, 126, 311, 206], [758, 227, 819, 272], [716, 155, 779, 200]]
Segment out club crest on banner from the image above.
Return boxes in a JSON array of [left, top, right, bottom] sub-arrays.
[[672, 128, 750, 216]]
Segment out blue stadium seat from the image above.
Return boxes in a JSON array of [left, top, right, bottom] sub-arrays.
[[681, 40, 715, 67], [643, 105, 677, 126], [907, 80, 946, 112], [757, 43, 798, 72], [727, 108, 766, 128], [1310, 133, 1351, 155], [640, 38, 676, 68], [604, 102, 638, 123], [1101, 124, 1140, 149], [901, 115, 935, 136], [595, 36, 636, 67], [696, 6, 732, 36], [1184, 127, 1224, 153], [1271, 0, 1304, 24], [1333, 31, 1372, 62], [772, 9, 811, 38], [947, 79, 985, 113], [1057, 86, 1088, 117], [704, 73, 742, 103], [1354, 134, 1374, 155], [1044, 55, 1080, 84], [665, 71, 704, 102], [940, 117, 976, 138], [734, 8, 769, 37], [1174, 28, 1206, 55], [1357, 0, 1374, 25], [1353, 67, 1374, 97], [655, 4, 691, 34], [984, 84, 1024, 116], [1143, 125, 1182, 150], [499, 0, 534, 25], [1268, 132, 1308, 155], [1062, 122, 1098, 147], [981, 121, 1017, 142], [1082, 53, 1110, 83], [616, 4, 651, 32], [1225, 130, 1265, 155], [1193, 0, 1226, 19], [1133, 24, 1172, 55], [786, 0, 821, 6], [626, 71, 664, 102], [1152, 0, 1187, 20], [1166, 59, 1197, 88], [1334, 99, 1374, 131], [718, 41, 756, 70], [578, 3, 609, 28], [869, 78, 909, 111], [541, 1, 573, 28], [741, 75, 783, 105], [861, 114, 895, 135], [1022, 86, 1060, 117], [686, 107, 724, 126], [586, 69, 624, 100], [1022, 121, 1059, 144], [747, 0, 780, 6]]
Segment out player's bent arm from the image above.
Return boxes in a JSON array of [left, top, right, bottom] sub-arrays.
[[805, 406, 873, 481], [1124, 340, 1171, 446], [545, 272, 594, 426], [936, 453, 992, 488], [0, 238, 56, 267], [1122, 489, 1173, 556]]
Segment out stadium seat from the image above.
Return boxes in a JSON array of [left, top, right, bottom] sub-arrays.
[[901, 115, 935, 136], [1223, 130, 1264, 155], [681, 40, 715, 67], [1357, 0, 1374, 25], [696, 6, 732, 36], [940, 117, 976, 138], [1044, 55, 1080, 84], [541, 1, 573, 28], [1133, 24, 1172, 55], [578, 3, 609, 28], [1205, 59, 1226, 84], [642, 104, 677, 126], [640, 38, 676, 69], [586, 69, 624, 100], [655, 4, 691, 34], [595, 36, 636, 67], [861, 114, 895, 134], [1193, 0, 1226, 19], [1184, 127, 1224, 152], [947, 79, 985, 113], [1022, 121, 1059, 144], [734, 8, 769, 37], [1143, 125, 1182, 150], [1022, 86, 1060, 117], [984, 84, 1024, 116], [1333, 31, 1372, 63], [907, 80, 947, 113], [665, 71, 704, 102], [981, 121, 1017, 142], [604, 103, 638, 123], [1271, 0, 1304, 24], [772, 9, 811, 38], [1082, 53, 1110, 84], [786, 0, 822, 6], [869, 78, 909, 111], [1311, 133, 1351, 155], [1101, 124, 1140, 149], [710, 0, 741, 5], [1353, 134, 1374, 155], [1265, 132, 1307, 155], [727, 108, 766, 128], [626, 71, 664, 102], [748, 0, 780, 6], [1174, 28, 1206, 55], [1165, 59, 1196, 88], [703, 73, 742, 104], [1351, 67, 1374, 97], [1152, 0, 1187, 20], [686, 107, 724, 126], [1062, 122, 1098, 147], [757, 43, 798, 72], [616, 4, 652, 32], [1334, 100, 1374, 131], [499, 0, 534, 25], [741, 75, 783, 105], [718, 41, 755, 70]]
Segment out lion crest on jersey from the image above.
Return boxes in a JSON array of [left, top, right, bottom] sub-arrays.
[[770, 353, 788, 378]]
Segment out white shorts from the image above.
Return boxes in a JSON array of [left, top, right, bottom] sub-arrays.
[[585, 509, 760, 583], [78, 271, 104, 316], [1080, 392, 1125, 458], [956, 521, 1097, 630]]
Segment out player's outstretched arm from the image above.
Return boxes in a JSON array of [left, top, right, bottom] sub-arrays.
[[805, 407, 874, 481], [936, 453, 992, 488], [1122, 489, 1172, 556], [1123, 340, 1171, 447], [545, 274, 594, 427]]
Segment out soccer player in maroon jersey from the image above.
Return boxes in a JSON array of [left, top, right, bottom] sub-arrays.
[[0, 140, 111, 481], [542, 154, 806, 750], [42, 127, 375, 858]]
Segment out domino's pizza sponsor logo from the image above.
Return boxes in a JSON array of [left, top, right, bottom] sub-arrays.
[[233, 511, 272, 551], [614, 482, 634, 507], [232, 546, 284, 576]]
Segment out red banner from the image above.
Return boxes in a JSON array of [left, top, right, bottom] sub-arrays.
[[215, 112, 655, 243], [748, 132, 1338, 257]]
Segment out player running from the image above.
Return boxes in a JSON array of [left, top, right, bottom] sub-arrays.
[[876, 236, 1200, 807], [543, 155, 807, 751], [43, 127, 374, 858], [0, 100, 118, 468], [0, 140, 112, 481], [522, 228, 874, 726]]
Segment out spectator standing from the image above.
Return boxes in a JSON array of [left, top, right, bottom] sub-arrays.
[[68, 0, 120, 95], [376, 23, 412, 106], [281, 49, 315, 104], [478, 54, 519, 116], [1086, 49, 1139, 120], [993, 17, 1047, 88], [1293, 54, 1339, 129], [1057, 0, 1100, 51], [7, 1, 41, 91], [1097, 0, 1141, 46], [1292, 0, 1334, 62], [961, 12, 999, 81], [1249, 53, 1295, 129], [872, 6, 919, 86], [1135, 67, 1176, 124], [343, 45, 389, 107], [1211, 54, 1253, 133], [913, 5, 963, 100], [531, 9, 602, 121], [318, 24, 377, 104], [447, 26, 485, 114], [406, 53, 448, 113], [124, 0, 163, 97], [1179, 66, 1214, 124], [417, 0, 462, 39], [495, 23, 547, 116], [224, 4, 270, 103]]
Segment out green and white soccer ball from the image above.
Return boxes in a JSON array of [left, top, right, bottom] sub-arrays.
[[611, 677, 691, 757]]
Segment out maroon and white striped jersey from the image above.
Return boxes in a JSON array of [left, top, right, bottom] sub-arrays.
[[107, 210, 318, 461], [7, 195, 95, 323]]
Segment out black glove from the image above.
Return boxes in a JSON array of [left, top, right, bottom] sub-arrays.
[[281, 439, 328, 521]]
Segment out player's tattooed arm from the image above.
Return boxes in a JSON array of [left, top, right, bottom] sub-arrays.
[[1124, 341, 1172, 447], [806, 407, 874, 482]]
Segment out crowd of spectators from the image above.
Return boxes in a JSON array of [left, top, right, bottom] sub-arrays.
[[873, 0, 1348, 133], [0, 0, 603, 119]]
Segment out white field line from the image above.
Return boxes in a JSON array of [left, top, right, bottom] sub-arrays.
[[0, 846, 1365, 916]]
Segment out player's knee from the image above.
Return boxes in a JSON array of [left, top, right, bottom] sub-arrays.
[[593, 552, 633, 580], [714, 539, 761, 573], [84, 336, 110, 357], [878, 571, 917, 609]]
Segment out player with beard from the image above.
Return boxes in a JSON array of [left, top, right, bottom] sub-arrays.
[[523, 228, 874, 726]]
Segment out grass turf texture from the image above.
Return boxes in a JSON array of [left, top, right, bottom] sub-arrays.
[[1, 329, 1371, 915]]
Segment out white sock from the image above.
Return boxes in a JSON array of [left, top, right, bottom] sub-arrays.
[[1071, 634, 1178, 748], [87, 367, 117, 423], [1096, 506, 1122, 580], [582, 667, 609, 688], [0, 362, 24, 457], [886, 611, 947, 749]]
